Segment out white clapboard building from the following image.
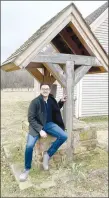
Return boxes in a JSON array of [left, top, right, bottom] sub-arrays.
[[48, 2, 108, 118]]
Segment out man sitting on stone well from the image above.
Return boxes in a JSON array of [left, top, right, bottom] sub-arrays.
[[20, 82, 67, 181]]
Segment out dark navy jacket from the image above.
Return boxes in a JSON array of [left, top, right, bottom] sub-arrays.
[[28, 94, 65, 136]]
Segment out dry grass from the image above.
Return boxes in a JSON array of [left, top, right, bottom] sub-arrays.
[[1, 91, 108, 197]]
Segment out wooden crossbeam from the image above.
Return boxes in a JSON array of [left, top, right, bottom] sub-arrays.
[[27, 62, 93, 87], [75, 65, 92, 85], [26, 55, 95, 88], [32, 54, 102, 66], [26, 68, 44, 82], [43, 62, 66, 87], [26, 67, 55, 84], [43, 63, 94, 87]]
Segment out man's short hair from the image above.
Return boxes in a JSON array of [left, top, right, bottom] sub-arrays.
[[40, 82, 51, 89]]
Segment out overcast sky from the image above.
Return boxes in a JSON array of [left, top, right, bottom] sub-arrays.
[[1, 1, 107, 63]]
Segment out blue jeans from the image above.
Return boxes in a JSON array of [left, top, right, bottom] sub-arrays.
[[25, 122, 68, 170]]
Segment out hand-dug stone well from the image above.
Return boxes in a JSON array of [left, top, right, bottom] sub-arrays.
[[22, 118, 97, 167]]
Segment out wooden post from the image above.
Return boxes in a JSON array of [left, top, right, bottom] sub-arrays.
[[63, 65, 67, 128], [65, 61, 74, 161], [63, 87, 67, 128]]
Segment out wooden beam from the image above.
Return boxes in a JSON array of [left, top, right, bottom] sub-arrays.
[[26, 62, 43, 68], [43, 67, 56, 84], [43, 62, 66, 87], [26, 67, 55, 84], [59, 28, 82, 54], [42, 62, 94, 88], [75, 65, 106, 84], [44, 67, 50, 77], [87, 66, 103, 73], [44, 67, 52, 84], [75, 65, 92, 85], [1, 63, 20, 72], [4, 67, 20, 72], [69, 22, 93, 56], [32, 54, 102, 66], [44, 76, 56, 84], [63, 65, 67, 127], [63, 87, 67, 127], [26, 68, 44, 83], [65, 61, 74, 161], [27, 62, 101, 89], [52, 35, 72, 54]]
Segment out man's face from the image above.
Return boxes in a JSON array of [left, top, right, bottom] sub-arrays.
[[40, 85, 51, 97]]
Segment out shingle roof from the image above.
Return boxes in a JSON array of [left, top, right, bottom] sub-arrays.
[[2, 2, 108, 66], [85, 1, 108, 25], [2, 3, 71, 65]]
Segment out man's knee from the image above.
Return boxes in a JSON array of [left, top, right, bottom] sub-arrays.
[[26, 143, 34, 150], [61, 132, 68, 142]]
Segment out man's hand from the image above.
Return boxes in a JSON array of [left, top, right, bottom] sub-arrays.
[[39, 130, 47, 138], [60, 94, 67, 102]]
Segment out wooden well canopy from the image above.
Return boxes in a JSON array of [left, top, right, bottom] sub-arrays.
[[1, 3, 108, 160], [1, 3, 108, 74], [26, 53, 103, 87]]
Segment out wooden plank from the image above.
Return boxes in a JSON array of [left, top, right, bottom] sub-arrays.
[[65, 61, 74, 161], [32, 54, 102, 66], [75, 65, 92, 85]]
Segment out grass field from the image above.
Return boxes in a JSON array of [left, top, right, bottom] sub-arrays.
[[1, 91, 108, 197]]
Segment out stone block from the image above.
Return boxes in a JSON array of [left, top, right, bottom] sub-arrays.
[[79, 127, 97, 141], [22, 120, 97, 164], [22, 121, 67, 166], [10, 163, 33, 190], [73, 144, 87, 154]]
